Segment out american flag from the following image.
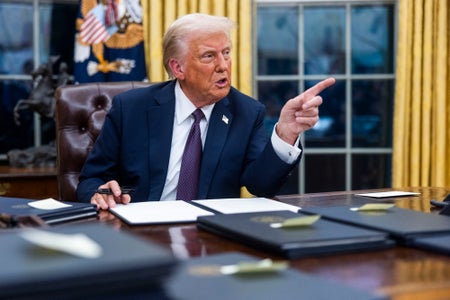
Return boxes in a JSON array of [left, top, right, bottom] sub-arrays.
[[74, 0, 146, 83], [80, 5, 110, 44]]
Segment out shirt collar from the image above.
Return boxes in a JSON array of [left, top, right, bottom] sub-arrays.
[[175, 81, 214, 125]]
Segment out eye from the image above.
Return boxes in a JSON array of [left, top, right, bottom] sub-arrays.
[[200, 52, 215, 63], [223, 49, 231, 59]]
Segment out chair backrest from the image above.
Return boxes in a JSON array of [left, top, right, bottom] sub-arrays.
[[54, 81, 152, 202]]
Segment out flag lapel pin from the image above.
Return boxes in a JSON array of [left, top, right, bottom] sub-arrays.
[[222, 115, 229, 124]]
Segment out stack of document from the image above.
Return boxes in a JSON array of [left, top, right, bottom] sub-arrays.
[[300, 205, 450, 242], [110, 200, 214, 225], [0, 196, 98, 226], [192, 197, 300, 214], [196, 210, 394, 258], [110, 197, 300, 225], [0, 223, 178, 299], [165, 252, 387, 300], [409, 234, 450, 255]]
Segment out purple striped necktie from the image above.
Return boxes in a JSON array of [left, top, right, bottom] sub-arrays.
[[176, 108, 204, 201]]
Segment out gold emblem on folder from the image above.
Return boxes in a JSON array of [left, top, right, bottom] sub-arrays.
[[250, 216, 285, 224], [188, 265, 222, 276], [11, 204, 29, 209]]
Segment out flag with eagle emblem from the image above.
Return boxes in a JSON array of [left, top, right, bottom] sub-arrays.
[[74, 0, 146, 83]]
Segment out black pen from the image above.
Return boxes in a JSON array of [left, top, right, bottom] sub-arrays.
[[430, 199, 449, 208], [96, 187, 135, 195]]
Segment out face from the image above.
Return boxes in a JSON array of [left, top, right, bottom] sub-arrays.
[[169, 31, 232, 107]]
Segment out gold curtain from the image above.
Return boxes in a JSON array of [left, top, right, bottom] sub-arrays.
[[141, 0, 253, 96], [393, 0, 450, 188]]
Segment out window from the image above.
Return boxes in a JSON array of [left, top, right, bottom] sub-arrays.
[[255, 0, 395, 194], [0, 0, 78, 162]]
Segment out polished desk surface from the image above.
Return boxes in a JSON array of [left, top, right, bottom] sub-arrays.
[[0, 165, 58, 199], [95, 187, 450, 300]]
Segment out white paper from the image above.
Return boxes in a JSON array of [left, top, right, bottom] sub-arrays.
[[110, 201, 214, 224], [19, 229, 102, 259], [355, 191, 420, 198], [28, 198, 72, 210], [192, 197, 301, 214]]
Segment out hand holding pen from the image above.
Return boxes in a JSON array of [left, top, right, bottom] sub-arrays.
[[96, 187, 135, 195], [91, 180, 133, 210]]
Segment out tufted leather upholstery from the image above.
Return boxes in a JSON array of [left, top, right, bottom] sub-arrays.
[[54, 81, 151, 202]]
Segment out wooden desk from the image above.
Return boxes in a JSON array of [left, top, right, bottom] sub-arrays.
[[0, 166, 58, 199], [96, 187, 450, 300]]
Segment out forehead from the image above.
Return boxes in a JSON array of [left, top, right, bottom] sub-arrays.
[[188, 31, 231, 51]]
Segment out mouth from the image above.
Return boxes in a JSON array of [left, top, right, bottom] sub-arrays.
[[216, 78, 229, 88]]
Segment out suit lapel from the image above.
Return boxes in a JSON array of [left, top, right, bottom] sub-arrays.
[[146, 83, 176, 200], [198, 98, 232, 198]]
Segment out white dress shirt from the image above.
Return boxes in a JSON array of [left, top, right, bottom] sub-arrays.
[[160, 81, 302, 200]]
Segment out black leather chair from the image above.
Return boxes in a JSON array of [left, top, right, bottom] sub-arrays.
[[54, 82, 151, 201]]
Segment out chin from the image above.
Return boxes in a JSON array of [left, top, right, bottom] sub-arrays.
[[219, 84, 231, 93], [217, 90, 230, 101]]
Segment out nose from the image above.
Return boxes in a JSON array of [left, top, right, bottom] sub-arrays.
[[215, 54, 229, 72]]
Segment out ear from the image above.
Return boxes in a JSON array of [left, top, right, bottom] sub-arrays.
[[169, 58, 185, 80]]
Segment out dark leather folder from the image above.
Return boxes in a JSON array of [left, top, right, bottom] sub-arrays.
[[300, 205, 450, 242], [409, 234, 450, 256], [165, 252, 388, 300], [0, 196, 98, 225], [197, 210, 393, 258], [0, 223, 178, 299]]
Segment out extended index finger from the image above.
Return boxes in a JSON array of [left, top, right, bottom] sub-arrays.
[[304, 77, 336, 98]]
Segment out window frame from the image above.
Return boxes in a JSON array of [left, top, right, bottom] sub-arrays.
[[254, 0, 397, 193], [0, 0, 78, 161]]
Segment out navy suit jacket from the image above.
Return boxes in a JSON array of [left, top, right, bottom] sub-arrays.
[[77, 80, 301, 202]]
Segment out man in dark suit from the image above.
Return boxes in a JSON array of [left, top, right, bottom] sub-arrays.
[[77, 13, 335, 209]]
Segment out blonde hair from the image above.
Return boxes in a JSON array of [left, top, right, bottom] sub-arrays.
[[162, 13, 235, 78]]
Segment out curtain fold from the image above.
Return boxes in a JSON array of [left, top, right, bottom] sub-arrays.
[[393, 0, 449, 188], [142, 0, 252, 95]]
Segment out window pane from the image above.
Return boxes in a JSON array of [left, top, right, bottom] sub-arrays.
[[351, 5, 394, 74], [257, 6, 299, 75], [0, 3, 33, 75], [305, 154, 346, 193], [352, 154, 391, 189], [304, 79, 346, 147], [258, 80, 299, 135], [352, 79, 393, 147], [39, 4, 52, 66], [304, 6, 346, 75]]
